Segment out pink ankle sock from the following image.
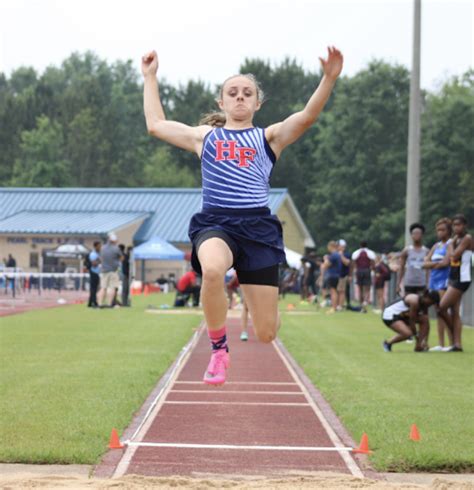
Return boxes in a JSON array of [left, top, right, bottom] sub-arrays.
[[208, 326, 226, 340], [208, 326, 227, 351]]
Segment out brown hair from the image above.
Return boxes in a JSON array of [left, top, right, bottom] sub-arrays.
[[435, 217, 452, 234], [199, 74, 265, 127], [452, 214, 467, 225]]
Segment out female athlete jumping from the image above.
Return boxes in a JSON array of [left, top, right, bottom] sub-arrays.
[[142, 47, 343, 384]]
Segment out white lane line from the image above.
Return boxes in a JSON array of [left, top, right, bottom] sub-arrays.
[[124, 442, 354, 452], [175, 381, 298, 385], [113, 327, 203, 478], [272, 341, 364, 478], [170, 390, 304, 395], [164, 401, 310, 406]]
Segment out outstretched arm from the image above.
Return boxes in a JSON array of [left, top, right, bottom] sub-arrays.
[[265, 46, 343, 158], [142, 51, 210, 155]]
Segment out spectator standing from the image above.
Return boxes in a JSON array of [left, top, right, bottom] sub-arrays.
[[374, 255, 391, 311], [97, 233, 123, 307], [5, 254, 17, 295], [302, 252, 318, 300], [437, 214, 472, 352], [119, 244, 131, 307], [87, 241, 101, 307], [397, 223, 429, 295], [352, 241, 376, 312], [423, 218, 453, 351], [157, 274, 169, 293], [337, 239, 351, 310], [320, 241, 341, 314]]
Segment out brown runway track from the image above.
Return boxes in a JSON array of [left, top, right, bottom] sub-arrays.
[[100, 317, 364, 478]]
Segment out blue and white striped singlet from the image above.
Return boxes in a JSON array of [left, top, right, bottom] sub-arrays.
[[201, 127, 276, 209]]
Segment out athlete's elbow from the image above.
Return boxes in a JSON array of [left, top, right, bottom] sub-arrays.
[[146, 122, 162, 138]]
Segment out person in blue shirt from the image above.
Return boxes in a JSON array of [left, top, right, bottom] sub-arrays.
[[87, 241, 101, 308], [423, 218, 452, 351], [319, 241, 342, 314], [142, 47, 343, 385]]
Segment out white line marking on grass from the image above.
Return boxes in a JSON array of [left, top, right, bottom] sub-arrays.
[[113, 327, 203, 478], [124, 442, 354, 452], [163, 401, 310, 406], [170, 390, 304, 395], [175, 381, 298, 385], [272, 341, 364, 478]]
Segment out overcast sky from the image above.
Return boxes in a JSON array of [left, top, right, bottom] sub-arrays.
[[1, 0, 472, 90]]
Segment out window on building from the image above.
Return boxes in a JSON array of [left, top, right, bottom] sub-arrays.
[[30, 252, 39, 268]]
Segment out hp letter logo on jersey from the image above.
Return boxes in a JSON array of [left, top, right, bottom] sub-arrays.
[[215, 140, 257, 168]]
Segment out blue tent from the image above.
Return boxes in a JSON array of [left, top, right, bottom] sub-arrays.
[[133, 237, 185, 260]]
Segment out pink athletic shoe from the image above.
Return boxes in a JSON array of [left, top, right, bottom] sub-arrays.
[[203, 349, 230, 385]]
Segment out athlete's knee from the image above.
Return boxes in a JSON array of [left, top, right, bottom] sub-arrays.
[[257, 329, 276, 343], [201, 265, 226, 288], [255, 319, 279, 343]]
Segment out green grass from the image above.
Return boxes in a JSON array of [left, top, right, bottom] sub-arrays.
[[279, 295, 474, 472], [1, 293, 473, 472], [0, 294, 201, 464]]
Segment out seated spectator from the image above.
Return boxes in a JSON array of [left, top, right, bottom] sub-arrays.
[[175, 269, 200, 307]]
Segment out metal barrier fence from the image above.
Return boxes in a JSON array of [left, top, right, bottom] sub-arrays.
[[0, 271, 89, 298]]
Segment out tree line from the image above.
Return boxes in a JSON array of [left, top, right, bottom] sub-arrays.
[[1, 51, 472, 252]]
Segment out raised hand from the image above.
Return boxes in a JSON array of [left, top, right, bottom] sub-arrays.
[[319, 46, 343, 81], [141, 50, 159, 77]]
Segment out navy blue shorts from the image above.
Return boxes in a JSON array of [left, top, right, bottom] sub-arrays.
[[188, 207, 285, 283]]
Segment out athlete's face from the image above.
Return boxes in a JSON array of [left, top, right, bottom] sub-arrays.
[[436, 224, 450, 241], [411, 228, 423, 243], [219, 76, 261, 122], [453, 220, 466, 236]]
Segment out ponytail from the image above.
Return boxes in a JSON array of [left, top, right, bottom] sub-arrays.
[[199, 111, 226, 127]]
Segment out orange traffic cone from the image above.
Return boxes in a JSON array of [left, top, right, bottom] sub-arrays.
[[108, 428, 124, 449], [353, 433, 372, 454], [410, 424, 421, 441]]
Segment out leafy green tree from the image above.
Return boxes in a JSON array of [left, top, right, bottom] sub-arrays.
[[0, 52, 472, 253], [143, 146, 197, 187], [66, 108, 105, 186], [421, 70, 474, 242], [12, 115, 71, 187], [306, 61, 411, 252]]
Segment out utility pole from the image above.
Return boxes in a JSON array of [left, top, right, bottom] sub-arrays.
[[405, 0, 422, 245]]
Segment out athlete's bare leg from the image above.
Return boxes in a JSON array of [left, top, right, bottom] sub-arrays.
[[240, 284, 280, 343], [438, 286, 463, 348], [198, 238, 233, 330]]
